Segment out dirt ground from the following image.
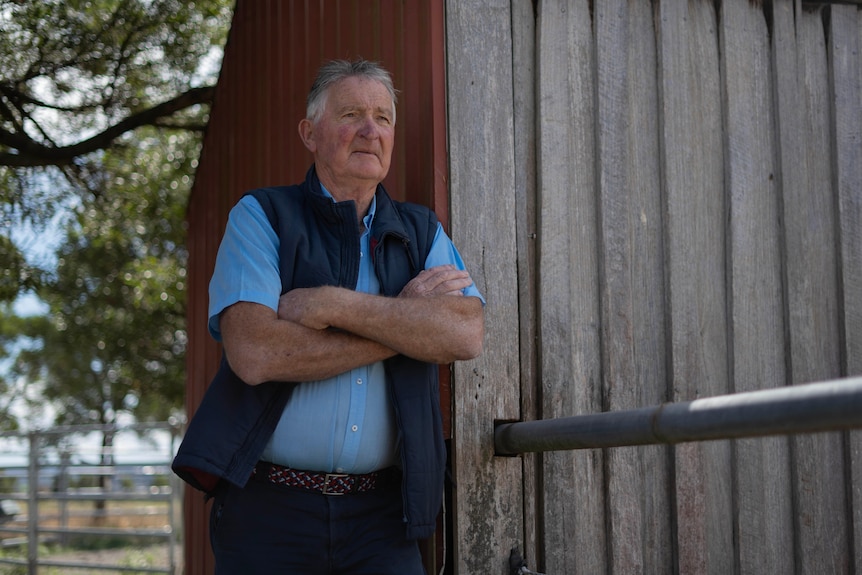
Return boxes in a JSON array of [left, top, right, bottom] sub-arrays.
[[0, 497, 184, 574], [1, 543, 183, 575]]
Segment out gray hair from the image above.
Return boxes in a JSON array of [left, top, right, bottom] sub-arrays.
[[306, 59, 397, 124]]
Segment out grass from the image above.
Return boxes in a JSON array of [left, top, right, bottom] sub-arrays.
[[0, 543, 177, 575], [0, 498, 181, 574]]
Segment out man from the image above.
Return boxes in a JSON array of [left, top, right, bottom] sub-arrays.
[[173, 59, 484, 574]]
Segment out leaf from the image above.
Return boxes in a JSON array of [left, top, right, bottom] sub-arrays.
[[0, 0, 232, 427]]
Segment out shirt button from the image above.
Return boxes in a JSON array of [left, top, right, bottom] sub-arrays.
[[356, 378, 363, 385], [351, 425, 358, 432]]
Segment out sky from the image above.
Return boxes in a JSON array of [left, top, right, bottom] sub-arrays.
[[9, 203, 63, 314], [1, 34, 226, 443], [0, 424, 180, 467], [3, 200, 69, 431]]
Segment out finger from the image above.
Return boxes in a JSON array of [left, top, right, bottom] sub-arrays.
[[419, 268, 470, 285], [427, 276, 472, 296], [398, 267, 472, 298], [414, 275, 473, 298]]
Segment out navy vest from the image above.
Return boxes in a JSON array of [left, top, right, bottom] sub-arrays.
[[173, 167, 447, 539]]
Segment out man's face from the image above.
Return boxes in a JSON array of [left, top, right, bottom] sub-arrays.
[[300, 76, 395, 192]]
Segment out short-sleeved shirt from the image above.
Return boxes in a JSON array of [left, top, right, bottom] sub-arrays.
[[209, 191, 483, 473]]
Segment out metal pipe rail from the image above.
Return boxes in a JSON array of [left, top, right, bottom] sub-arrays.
[[0, 422, 181, 575], [495, 376, 862, 455]]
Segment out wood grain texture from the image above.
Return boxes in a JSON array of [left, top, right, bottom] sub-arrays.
[[536, 0, 605, 572], [443, 1, 861, 572], [446, 1, 524, 573], [830, 0, 862, 380], [773, 3, 849, 573], [829, 4, 862, 573], [656, 1, 733, 573], [720, 0, 794, 572], [511, 0, 541, 569], [594, 0, 672, 572]]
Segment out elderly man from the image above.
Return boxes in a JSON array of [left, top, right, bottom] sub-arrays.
[[173, 59, 484, 574]]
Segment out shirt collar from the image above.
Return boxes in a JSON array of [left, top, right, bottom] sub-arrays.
[[319, 183, 377, 230]]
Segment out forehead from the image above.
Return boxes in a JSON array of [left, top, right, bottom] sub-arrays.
[[325, 77, 393, 112]]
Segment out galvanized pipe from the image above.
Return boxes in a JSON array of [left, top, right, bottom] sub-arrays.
[[495, 376, 862, 455]]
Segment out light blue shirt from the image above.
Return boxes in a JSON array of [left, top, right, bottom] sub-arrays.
[[209, 191, 483, 474]]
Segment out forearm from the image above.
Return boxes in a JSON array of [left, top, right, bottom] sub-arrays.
[[294, 286, 484, 364], [220, 301, 397, 385]]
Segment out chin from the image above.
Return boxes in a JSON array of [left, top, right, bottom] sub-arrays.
[[350, 164, 389, 182]]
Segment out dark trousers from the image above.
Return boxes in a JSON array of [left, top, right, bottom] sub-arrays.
[[209, 475, 426, 574]]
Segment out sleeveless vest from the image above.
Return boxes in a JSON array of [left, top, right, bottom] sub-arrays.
[[173, 166, 446, 539]]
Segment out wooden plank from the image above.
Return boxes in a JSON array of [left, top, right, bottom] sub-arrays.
[[772, 2, 849, 572], [593, 0, 672, 572], [655, 1, 733, 573], [445, 2, 524, 574], [536, 1, 604, 572], [719, 1, 794, 573], [511, 0, 540, 569], [829, 5, 862, 572]]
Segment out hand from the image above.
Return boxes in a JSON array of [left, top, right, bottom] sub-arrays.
[[398, 265, 472, 298], [277, 287, 331, 330]]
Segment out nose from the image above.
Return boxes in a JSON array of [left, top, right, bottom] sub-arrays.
[[356, 115, 379, 139]]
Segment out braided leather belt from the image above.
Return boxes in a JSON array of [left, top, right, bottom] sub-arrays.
[[252, 461, 398, 496]]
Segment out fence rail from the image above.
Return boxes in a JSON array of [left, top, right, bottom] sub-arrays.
[[495, 376, 862, 455], [0, 421, 183, 575]]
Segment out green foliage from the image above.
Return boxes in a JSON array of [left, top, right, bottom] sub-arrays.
[[0, 304, 45, 431], [0, 0, 229, 144], [0, 234, 42, 302], [0, 472, 18, 493], [13, 129, 197, 424], [1, 0, 231, 288], [0, 0, 233, 427]]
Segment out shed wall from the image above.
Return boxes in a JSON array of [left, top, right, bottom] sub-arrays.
[[182, 1, 447, 572], [184, 0, 862, 573], [447, 0, 862, 573]]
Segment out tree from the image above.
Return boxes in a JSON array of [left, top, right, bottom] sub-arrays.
[[1, 0, 231, 300], [0, 305, 43, 431], [13, 128, 195, 426], [0, 0, 233, 429]]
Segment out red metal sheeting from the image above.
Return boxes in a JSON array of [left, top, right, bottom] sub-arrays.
[[183, 1, 447, 572]]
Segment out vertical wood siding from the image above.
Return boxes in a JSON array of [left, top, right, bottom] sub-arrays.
[[722, 2, 793, 573], [537, 0, 606, 571], [183, 1, 447, 572], [596, 0, 672, 572], [510, 0, 540, 568], [446, 1, 525, 574], [830, 7, 862, 569], [447, 0, 862, 573]]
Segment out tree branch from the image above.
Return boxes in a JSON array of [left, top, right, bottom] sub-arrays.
[[0, 83, 101, 114], [0, 85, 215, 167]]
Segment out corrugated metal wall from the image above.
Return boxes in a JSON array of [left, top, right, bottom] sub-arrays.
[[183, 1, 447, 572]]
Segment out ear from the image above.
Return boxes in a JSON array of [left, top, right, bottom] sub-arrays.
[[298, 119, 316, 153]]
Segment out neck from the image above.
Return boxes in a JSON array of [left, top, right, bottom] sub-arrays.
[[317, 173, 377, 218]]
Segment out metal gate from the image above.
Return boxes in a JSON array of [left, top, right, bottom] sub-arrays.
[[0, 421, 183, 574]]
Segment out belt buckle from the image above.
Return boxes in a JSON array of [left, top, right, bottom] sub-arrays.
[[322, 473, 349, 496]]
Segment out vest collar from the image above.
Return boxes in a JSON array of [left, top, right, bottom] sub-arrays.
[[304, 164, 410, 244]]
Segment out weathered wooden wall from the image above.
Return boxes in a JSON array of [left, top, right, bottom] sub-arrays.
[[446, 0, 862, 573]]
